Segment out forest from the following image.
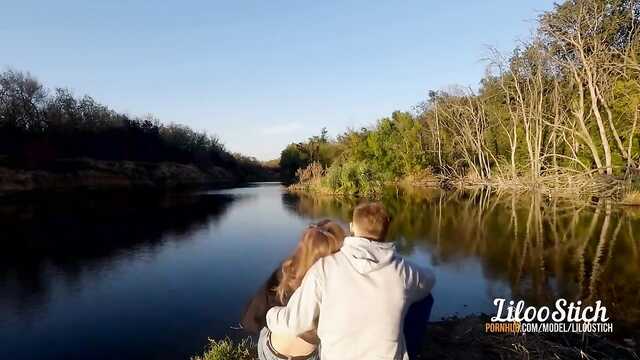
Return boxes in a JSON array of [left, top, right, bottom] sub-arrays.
[[281, 0, 640, 197], [0, 70, 276, 183]]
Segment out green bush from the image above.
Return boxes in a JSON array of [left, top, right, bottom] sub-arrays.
[[190, 338, 255, 360], [323, 159, 382, 196]]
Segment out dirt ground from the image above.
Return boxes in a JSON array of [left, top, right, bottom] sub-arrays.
[[417, 315, 638, 360]]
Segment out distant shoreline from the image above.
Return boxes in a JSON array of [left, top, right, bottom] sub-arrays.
[[0, 158, 249, 195]]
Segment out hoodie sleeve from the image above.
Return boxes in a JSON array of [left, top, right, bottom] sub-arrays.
[[404, 261, 436, 303], [266, 261, 323, 336]]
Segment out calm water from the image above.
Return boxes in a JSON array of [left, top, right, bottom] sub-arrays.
[[1, 183, 638, 359]]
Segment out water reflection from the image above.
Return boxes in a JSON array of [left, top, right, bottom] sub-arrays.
[[0, 184, 313, 360], [0, 192, 237, 319], [1, 184, 638, 360], [285, 188, 640, 329]]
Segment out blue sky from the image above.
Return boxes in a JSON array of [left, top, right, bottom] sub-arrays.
[[1, 0, 556, 160]]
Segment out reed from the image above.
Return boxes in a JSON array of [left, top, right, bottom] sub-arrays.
[[621, 190, 640, 206]]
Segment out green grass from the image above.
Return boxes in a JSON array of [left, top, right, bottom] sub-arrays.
[[190, 338, 256, 360]]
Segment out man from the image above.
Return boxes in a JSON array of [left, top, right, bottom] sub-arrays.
[[267, 201, 436, 359]]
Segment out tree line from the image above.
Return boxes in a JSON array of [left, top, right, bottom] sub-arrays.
[[282, 0, 640, 195], [0, 69, 274, 180]]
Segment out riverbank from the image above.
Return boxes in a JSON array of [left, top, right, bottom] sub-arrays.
[[420, 315, 637, 359], [0, 158, 240, 195], [192, 315, 638, 360], [288, 162, 640, 202]]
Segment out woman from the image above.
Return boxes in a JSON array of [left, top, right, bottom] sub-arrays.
[[240, 220, 346, 360]]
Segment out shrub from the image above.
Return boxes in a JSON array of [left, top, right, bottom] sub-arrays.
[[295, 161, 324, 184], [323, 159, 382, 196]]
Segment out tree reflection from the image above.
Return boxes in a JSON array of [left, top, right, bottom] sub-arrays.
[[0, 192, 237, 316], [285, 188, 640, 328]]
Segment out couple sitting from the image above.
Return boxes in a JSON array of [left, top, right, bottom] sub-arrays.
[[241, 202, 436, 360]]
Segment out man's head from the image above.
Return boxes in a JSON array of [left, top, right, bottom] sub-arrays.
[[350, 201, 391, 242]]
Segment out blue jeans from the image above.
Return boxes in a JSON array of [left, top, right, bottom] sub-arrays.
[[257, 327, 319, 360], [404, 294, 434, 359]]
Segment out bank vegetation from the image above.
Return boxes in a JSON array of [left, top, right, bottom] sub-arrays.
[[282, 0, 640, 199], [0, 70, 277, 193]]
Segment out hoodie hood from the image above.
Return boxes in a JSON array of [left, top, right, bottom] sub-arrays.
[[340, 236, 396, 274]]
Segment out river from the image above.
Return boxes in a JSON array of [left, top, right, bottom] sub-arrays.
[[0, 183, 638, 359]]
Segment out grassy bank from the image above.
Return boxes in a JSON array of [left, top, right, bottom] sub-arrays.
[[288, 161, 640, 202], [192, 316, 638, 360], [191, 338, 256, 360]]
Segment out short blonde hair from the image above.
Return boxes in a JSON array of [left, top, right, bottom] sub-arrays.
[[352, 202, 391, 241]]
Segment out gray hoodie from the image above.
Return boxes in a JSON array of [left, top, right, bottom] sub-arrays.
[[266, 236, 435, 360]]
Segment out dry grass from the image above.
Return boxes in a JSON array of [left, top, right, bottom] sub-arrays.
[[294, 161, 324, 185], [621, 190, 640, 206], [441, 169, 625, 200], [290, 162, 631, 202], [400, 169, 440, 187]]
